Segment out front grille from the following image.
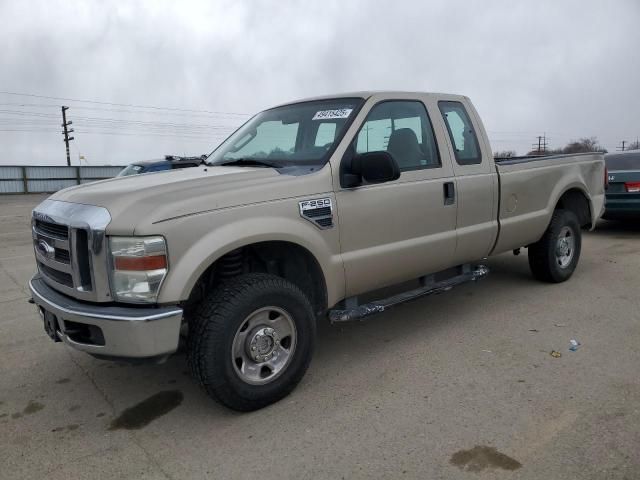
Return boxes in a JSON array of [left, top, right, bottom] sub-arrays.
[[32, 201, 110, 302], [38, 262, 74, 287], [33, 220, 92, 292], [74, 229, 92, 288], [34, 220, 69, 239], [54, 249, 70, 264]]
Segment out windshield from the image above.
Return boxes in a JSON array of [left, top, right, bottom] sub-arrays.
[[117, 164, 143, 176], [207, 98, 364, 168]]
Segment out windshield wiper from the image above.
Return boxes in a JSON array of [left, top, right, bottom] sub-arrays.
[[217, 158, 280, 168]]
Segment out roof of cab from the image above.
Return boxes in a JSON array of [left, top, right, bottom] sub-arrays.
[[272, 91, 466, 108]]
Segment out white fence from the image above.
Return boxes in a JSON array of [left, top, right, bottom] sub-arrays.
[[0, 166, 123, 194]]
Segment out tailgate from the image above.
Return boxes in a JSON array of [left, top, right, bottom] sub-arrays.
[[492, 153, 605, 254]]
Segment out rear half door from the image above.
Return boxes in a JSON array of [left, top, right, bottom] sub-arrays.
[[436, 97, 498, 264]]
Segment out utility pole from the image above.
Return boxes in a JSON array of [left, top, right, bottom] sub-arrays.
[[531, 134, 548, 155], [617, 140, 627, 152], [362, 125, 371, 151], [61, 106, 74, 166]]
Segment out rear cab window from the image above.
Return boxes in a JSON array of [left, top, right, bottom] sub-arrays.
[[438, 101, 482, 165]]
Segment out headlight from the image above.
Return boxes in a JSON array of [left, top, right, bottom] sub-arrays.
[[109, 236, 168, 303]]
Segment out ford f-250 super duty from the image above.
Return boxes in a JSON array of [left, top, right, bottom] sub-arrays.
[[29, 92, 605, 411]]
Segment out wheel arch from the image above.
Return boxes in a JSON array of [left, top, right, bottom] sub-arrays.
[[553, 186, 593, 228], [179, 239, 330, 319]]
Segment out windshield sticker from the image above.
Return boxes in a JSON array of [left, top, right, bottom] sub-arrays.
[[312, 109, 353, 121]]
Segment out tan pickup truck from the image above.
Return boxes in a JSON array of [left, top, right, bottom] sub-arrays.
[[29, 91, 605, 411]]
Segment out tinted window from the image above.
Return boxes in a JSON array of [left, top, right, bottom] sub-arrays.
[[171, 162, 200, 170], [354, 100, 440, 172], [117, 164, 143, 177], [144, 162, 171, 173], [606, 152, 640, 170], [438, 101, 482, 165]]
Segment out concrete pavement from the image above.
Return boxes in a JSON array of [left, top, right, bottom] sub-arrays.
[[1, 194, 639, 479]]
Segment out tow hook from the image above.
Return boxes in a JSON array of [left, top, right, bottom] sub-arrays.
[[513, 248, 521, 256]]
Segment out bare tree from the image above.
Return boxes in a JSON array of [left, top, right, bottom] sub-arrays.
[[626, 140, 640, 151], [493, 150, 516, 158], [562, 137, 607, 154], [527, 137, 607, 156]]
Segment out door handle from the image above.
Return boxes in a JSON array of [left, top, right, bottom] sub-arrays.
[[443, 182, 455, 205]]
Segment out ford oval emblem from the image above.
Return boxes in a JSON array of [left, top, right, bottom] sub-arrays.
[[37, 239, 55, 259]]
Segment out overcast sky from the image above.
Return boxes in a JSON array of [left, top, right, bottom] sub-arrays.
[[1, 0, 639, 166]]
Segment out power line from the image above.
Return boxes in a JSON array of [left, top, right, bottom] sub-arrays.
[[0, 129, 61, 133], [0, 120, 235, 136], [74, 130, 229, 139], [0, 101, 249, 119], [0, 120, 237, 136], [0, 128, 229, 140], [0, 109, 239, 131], [0, 91, 250, 117]]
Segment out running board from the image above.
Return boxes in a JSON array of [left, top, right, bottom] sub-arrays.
[[329, 265, 489, 323]]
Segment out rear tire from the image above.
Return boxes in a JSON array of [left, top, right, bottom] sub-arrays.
[[528, 209, 581, 283], [188, 273, 316, 411]]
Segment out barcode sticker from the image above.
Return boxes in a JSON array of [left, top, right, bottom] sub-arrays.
[[312, 109, 353, 120]]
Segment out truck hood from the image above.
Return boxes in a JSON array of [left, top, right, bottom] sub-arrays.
[[51, 165, 330, 234]]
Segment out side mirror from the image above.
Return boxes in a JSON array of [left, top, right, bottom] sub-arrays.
[[342, 151, 400, 187]]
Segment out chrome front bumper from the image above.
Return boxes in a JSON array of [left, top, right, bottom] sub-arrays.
[[29, 274, 183, 359]]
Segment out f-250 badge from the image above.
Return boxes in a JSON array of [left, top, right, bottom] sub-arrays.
[[299, 198, 333, 229]]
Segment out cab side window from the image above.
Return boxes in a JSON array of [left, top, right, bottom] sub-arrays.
[[354, 101, 440, 172], [438, 101, 482, 165]]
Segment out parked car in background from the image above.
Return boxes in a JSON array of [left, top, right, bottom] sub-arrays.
[[117, 155, 206, 176], [603, 150, 640, 219]]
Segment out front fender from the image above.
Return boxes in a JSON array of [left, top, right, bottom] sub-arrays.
[[156, 201, 345, 307]]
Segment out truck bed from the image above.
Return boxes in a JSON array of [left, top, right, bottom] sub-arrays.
[[491, 152, 605, 255]]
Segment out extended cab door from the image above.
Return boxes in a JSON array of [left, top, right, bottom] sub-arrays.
[[437, 97, 499, 264], [332, 96, 458, 297]]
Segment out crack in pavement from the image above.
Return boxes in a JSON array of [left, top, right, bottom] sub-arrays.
[[0, 295, 29, 305], [0, 230, 31, 237], [0, 260, 30, 296], [0, 254, 33, 261]]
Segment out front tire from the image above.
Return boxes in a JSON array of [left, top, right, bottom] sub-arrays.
[[188, 273, 316, 411], [528, 209, 582, 283]]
